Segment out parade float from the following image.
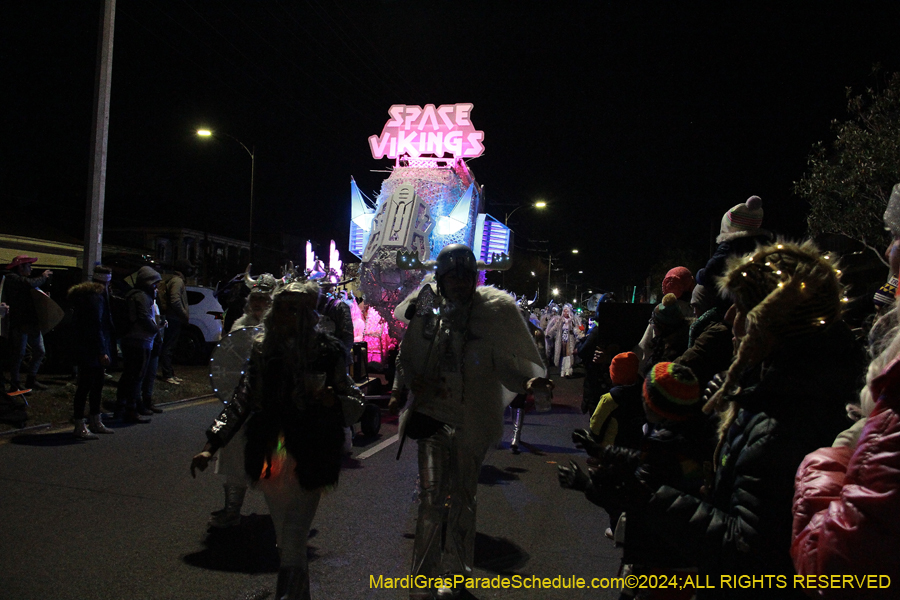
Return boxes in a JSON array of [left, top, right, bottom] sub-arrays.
[[348, 103, 512, 341]]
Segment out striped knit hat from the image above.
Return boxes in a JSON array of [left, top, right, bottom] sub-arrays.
[[643, 362, 701, 421], [874, 276, 899, 308], [720, 195, 763, 237]]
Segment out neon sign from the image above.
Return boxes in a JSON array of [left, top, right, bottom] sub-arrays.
[[368, 103, 485, 160]]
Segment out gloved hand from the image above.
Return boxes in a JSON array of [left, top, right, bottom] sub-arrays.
[[584, 463, 654, 511], [702, 372, 726, 405], [557, 460, 592, 492], [572, 429, 603, 458]]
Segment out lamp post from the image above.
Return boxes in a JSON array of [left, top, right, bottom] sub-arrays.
[[504, 200, 547, 226], [500, 201, 546, 291], [197, 129, 256, 263]]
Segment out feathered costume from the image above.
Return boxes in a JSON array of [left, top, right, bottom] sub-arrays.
[[394, 281, 545, 581]]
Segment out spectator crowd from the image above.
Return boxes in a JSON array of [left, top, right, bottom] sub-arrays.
[[2, 188, 900, 600]]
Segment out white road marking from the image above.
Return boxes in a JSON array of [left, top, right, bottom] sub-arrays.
[[356, 433, 400, 460]]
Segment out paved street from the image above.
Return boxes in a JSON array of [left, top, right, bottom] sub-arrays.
[[0, 374, 623, 600]]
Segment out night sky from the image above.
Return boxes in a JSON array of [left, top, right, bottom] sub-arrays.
[[4, 1, 900, 294]]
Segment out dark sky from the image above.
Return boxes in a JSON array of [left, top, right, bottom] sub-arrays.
[[3, 1, 900, 293]]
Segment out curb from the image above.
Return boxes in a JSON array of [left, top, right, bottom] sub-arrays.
[[0, 422, 52, 437], [0, 393, 219, 439]]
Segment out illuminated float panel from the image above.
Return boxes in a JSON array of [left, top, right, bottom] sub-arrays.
[[350, 103, 510, 338]]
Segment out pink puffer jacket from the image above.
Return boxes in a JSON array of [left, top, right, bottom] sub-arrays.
[[791, 356, 900, 598]]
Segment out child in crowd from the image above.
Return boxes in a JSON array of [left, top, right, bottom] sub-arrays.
[[563, 362, 712, 599]]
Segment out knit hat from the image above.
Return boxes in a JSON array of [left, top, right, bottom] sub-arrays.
[[643, 362, 701, 421], [136, 266, 162, 286], [609, 351, 639, 386], [719, 195, 763, 239], [92, 265, 112, 283], [874, 276, 899, 308], [653, 293, 684, 327], [662, 267, 695, 298], [690, 284, 715, 316]]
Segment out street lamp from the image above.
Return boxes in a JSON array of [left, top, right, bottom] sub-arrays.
[[498, 201, 547, 291], [197, 129, 256, 262], [504, 200, 547, 226]]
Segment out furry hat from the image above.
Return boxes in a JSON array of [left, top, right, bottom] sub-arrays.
[[717, 195, 763, 242], [609, 351, 639, 386], [662, 267, 695, 298], [653, 293, 684, 327], [705, 239, 844, 413], [643, 362, 700, 422]]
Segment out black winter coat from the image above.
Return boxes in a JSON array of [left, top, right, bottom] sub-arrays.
[[68, 282, 114, 366], [642, 321, 866, 599]]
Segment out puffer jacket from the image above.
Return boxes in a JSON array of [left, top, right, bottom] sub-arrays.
[[790, 356, 900, 598], [642, 321, 866, 599]]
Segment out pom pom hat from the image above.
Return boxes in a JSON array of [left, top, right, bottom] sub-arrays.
[[609, 351, 639, 386], [718, 195, 764, 242], [653, 293, 684, 327], [643, 362, 701, 421]]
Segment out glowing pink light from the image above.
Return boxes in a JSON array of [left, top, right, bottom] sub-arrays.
[[368, 103, 485, 160]]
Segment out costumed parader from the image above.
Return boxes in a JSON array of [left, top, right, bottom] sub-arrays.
[[190, 280, 365, 600], [508, 293, 552, 454], [545, 303, 583, 377], [388, 244, 550, 600], [231, 268, 277, 331], [205, 268, 276, 530]]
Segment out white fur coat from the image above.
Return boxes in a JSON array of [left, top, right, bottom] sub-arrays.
[[395, 284, 545, 454]]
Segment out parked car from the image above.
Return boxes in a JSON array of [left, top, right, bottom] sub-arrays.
[[174, 286, 224, 365]]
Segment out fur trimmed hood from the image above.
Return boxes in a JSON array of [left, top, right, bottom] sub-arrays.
[[67, 281, 105, 300], [715, 227, 772, 244]]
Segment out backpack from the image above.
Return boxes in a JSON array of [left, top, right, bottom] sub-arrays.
[[109, 291, 131, 339], [156, 278, 170, 313]]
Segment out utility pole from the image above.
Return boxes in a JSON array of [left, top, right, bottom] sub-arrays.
[[82, 0, 116, 280], [546, 252, 552, 304]]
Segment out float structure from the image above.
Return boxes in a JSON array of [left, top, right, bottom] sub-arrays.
[[349, 103, 511, 337]]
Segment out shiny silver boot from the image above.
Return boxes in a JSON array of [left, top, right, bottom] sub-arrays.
[[275, 565, 311, 600], [208, 483, 247, 528], [510, 408, 524, 454]]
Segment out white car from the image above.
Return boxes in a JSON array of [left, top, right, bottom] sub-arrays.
[[175, 286, 224, 364]]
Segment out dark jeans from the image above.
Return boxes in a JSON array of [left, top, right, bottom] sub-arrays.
[[159, 319, 183, 378], [74, 364, 105, 419], [10, 329, 45, 385], [117, 339, 150, 411]]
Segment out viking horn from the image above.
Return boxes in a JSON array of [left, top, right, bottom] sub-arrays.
[[243, 264, 257, 289]]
